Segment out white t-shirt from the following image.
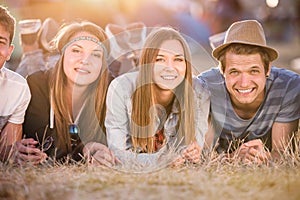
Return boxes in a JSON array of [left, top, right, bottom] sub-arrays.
[[0, 66, 31, 131]]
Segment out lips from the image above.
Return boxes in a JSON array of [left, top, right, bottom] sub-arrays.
[[236, 88, 254, 94], [160, 75, 178, 80], [75, 68, 90, 74]]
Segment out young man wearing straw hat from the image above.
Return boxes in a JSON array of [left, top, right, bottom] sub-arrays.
[[198, 20, 300, 164]]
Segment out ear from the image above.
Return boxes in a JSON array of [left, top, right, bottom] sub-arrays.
[[6, 44, 14, 61], [266, 63, 271, 77], [219, 62, 225, 76]]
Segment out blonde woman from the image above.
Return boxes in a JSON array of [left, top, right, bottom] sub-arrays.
[[105, 27, 210, 167], [15, 21, 117, 166]]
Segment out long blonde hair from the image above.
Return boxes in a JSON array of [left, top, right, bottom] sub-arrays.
[[131, 27, 195, 153], [50, 21, 110, 152]]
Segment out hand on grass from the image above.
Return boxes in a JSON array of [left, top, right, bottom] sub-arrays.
[[237, 139, 271, 164], [83, 142, 120, 167], [172, 141, 201, 167], [14, 138, 48, 165]]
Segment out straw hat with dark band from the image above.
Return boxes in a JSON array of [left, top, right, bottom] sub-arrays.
[[212, 20, 278, 61]]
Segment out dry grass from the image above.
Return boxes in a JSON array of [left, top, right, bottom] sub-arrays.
[[1, 130, 300, 200], [2, 162, 300, 200]]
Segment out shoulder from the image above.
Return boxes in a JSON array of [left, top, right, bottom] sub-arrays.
[[26, 69, 51, 89], [109, 71, 138, 92], [192, 76, 210, 99], [1, 67, 28, 86], [26, 70, 52, 100], [27, 69, 51, 82], [269, 67, 300, 90], [270, 67, 300, 82], [0, 67, 30, 98], [197, 67, 224, 85], [198, 67, 222, 78]]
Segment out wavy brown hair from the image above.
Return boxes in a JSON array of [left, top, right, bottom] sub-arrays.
[[218, 44, 271, 74], [131, 27, 195, 153], [50, 21, 110, 152]]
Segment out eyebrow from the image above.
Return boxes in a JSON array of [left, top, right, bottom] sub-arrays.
[[250, 66, 261, 69], [157, 53, 184, 57], [229, 66, 261, 71]]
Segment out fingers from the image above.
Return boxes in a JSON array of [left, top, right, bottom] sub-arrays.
[[238, 143, 270, 164], [14, 140, 47, 165], [91, 150, 118, 167], [182, 148, 201, 163], [243, 139, 264, 151], [16, 141, 40, 155], [247, 147, 270, 161], [177, 142, 201, 164], [171, 155, 185, 168], [83, 142, 120, 167], [20, 138, 38, 148]]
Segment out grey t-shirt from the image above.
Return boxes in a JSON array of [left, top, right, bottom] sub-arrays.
[[198, 66, 300, 152]]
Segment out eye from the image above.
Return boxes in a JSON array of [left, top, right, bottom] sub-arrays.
[[71, 48, 81, 53], [0, 40, 6, 45], [91, 52, 102, 58], [155, 57, 165, 62], [174, 57, 184, 62], [229, 70, 239, 75], [250, 69, 260, 74]]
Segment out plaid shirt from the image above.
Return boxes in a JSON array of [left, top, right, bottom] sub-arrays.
[[198, 66, 300, 152]]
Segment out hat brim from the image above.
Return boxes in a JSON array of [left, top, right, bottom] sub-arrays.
[[212, 42, 278, 61], [38, 18, 59, 52]]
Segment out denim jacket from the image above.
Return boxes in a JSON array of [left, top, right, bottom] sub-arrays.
[[105, 71, 210, 165]]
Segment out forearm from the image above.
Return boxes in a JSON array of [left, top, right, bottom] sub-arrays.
[[0, 144, 13, 162], [271, 120, 299, 157], [111, 145, 160, 163]]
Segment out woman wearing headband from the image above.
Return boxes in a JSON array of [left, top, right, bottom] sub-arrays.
[[15, 21, 117, 166]]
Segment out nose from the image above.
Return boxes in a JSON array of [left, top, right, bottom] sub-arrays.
[[163, 58, 175, 70], [239, 73, 250, 87], [167, 58, 174, 68], [80, 52, 90, 65]]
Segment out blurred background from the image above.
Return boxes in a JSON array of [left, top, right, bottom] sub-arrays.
[[1, 0, 299, 73]]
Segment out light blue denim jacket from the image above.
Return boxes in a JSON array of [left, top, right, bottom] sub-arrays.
[[105, 71, 210, 165]]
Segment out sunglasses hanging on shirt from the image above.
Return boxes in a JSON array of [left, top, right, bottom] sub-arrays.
[[69, 124, 81, 149]]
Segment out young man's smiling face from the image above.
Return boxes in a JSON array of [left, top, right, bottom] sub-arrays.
[[0, 25, 14, 69], [223, 51, 270, 109]]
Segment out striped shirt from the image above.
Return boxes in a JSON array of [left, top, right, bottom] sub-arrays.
[[198, 66, 300, 152]]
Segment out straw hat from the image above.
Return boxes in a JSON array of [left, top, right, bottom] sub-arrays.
[[212, 20, 278, 61], [18, 19, 41, 35], [38, 18, 60, 52]]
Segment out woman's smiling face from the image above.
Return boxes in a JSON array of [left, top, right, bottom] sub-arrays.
[[152, 39, 186, 91], [63, 31, 104, 87]]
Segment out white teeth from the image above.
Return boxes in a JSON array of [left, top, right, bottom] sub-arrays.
[[238, 88, 252, 93], [76, 68, 89, 73], [161, 75, 176, 80]]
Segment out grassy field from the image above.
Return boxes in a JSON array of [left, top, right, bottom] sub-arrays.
[[1, 148, 300, 200]]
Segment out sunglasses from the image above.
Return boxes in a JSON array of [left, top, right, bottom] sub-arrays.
[[69, 124, 80, 149], [37, 136, 54, 152], [35, 125, 54, 152]]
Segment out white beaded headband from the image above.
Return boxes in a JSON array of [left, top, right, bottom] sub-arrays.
[[61, 36, 108, 58]]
